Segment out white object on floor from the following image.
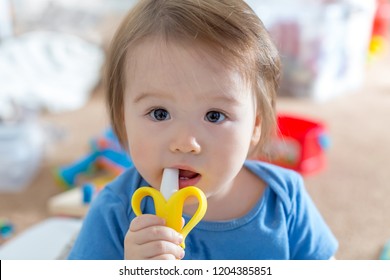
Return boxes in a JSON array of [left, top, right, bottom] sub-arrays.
[[0, 217, 82, 260], [47, 187, 89, 218]]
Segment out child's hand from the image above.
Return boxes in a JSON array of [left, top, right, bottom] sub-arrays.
[[124, 214, 185, 260]]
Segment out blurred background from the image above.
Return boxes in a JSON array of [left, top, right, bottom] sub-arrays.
[[0, 0, 389, 260]]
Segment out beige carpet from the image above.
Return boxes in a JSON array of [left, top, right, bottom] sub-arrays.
[[1, 52, 389, 260], [277, 55, 390, 259]]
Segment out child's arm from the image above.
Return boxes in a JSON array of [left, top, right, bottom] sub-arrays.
[[124, 214, 185, 260]]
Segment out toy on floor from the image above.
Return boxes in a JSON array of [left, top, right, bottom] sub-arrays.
[[379, 239, 390, 260], [369, 0, 390, 60], [0, 219, 14, 240], [81, 175, 116, 204], [49, 168, 120, 217], [49, 128, 132, 217], [259, 113, 330, 175], [54, 128, 132, 189]]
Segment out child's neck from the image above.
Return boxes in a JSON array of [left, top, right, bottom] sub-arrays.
[[184, 166, 266, 221]]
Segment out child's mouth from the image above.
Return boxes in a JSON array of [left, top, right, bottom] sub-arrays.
[[178, 169, 201, 188]]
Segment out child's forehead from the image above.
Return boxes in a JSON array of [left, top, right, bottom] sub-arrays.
[[124, 37, 251, 100], [128, 37, 250, 81], [126, 39, 213, 76], [127, 37, 220, 65], [127, 35, 247, 71]]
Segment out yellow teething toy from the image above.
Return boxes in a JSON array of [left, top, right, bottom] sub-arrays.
[[131, 168, 207, 248]]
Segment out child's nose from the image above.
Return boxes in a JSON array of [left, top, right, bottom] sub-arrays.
[[169, 128, 201, 154]]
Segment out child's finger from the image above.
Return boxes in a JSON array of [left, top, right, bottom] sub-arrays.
[[129, 214, 165, 232], [129, 214, 183, 245], [142, 240, 185, 260], [133, 225, 183, 246]]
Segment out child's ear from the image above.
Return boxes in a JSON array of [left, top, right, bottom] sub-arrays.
[[251, 114, 261, 146]]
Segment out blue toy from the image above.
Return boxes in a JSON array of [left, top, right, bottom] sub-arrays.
[[82, 183, 95, 204], [54, 128, 132, 189], [0, 219, 14, 239], [380, 240, 390, 260]]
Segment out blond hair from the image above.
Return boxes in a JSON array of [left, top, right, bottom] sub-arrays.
[[106, 0, 280, 157]]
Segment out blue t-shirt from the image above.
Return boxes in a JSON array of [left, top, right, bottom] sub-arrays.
[[68, 160, 338, 259]]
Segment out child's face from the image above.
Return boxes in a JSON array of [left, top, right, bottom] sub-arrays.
[[124, 38, 261, 202]]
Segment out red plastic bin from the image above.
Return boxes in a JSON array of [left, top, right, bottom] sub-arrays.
[[260, 114, 330, 175]]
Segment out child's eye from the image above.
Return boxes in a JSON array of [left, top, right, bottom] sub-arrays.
[[205, 111, 226, 123], [148, 108, 171, 121]]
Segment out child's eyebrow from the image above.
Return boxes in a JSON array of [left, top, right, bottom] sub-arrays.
[[132, 90, 242, 105], [132, 92, 174, 103], [208, 94, 241, 105]]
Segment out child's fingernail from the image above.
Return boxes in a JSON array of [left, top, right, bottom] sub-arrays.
[[176, 249, 185, 260], [180, 249, 185, 259]]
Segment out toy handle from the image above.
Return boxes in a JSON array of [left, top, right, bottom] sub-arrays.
[[131, 187, 164, 217], [170, 187, 207, 240]]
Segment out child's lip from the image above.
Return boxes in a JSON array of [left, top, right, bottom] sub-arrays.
[[178, 173, 201, 189], [170, 165, 201, 188]]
